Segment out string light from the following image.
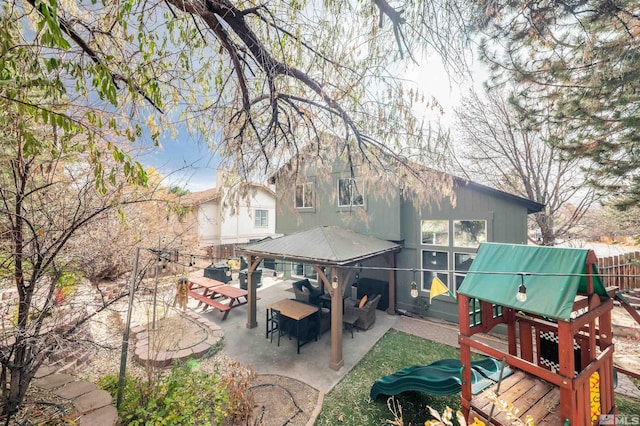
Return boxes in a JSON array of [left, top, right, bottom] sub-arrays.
[[145, 248, 630, 281], [410, 269, 418, 298], [516, 273, 528, 302]]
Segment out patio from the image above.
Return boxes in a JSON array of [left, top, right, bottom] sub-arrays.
[[193, 277, 398, 393]]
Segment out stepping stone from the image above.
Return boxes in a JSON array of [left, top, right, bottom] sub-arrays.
[[77, 404, 118, 426], [33, 373, 74, 390], [54, 381, 96, 399], [73, 389, 113, 412], [34, 366, 57, 379]]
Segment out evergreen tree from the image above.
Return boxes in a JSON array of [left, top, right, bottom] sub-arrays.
[[474, 0, 640, 206]]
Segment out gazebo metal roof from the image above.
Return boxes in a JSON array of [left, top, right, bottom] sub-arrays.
[[237, 226, 402, 266]]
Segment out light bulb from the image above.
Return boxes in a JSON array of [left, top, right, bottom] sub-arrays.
[[332, 276, 338, 289], [410, 281, 418, 298], [516, 283, 527, 302]]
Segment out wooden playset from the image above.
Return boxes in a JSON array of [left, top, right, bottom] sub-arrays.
[[457, 243, 616, 425]]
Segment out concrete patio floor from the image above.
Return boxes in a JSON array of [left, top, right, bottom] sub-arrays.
[[194, 278, 398, 394], [188, 275, 640, 401]]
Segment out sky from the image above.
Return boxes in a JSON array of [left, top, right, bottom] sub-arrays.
[[140, 126, 221, 193], [138, 48, 487, 195], [140, 67, 471, 194]]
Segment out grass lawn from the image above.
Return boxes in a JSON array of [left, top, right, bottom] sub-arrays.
[[316, 329, 640, 425]]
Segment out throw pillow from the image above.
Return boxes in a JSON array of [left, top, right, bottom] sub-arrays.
[[358, 295, 368, 309]]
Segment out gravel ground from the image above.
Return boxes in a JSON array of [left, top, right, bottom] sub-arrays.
[[69, 279, 318, 426]]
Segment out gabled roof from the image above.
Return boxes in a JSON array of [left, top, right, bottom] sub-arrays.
[[269, 137, 544, 214], [455, 179, 544, 214], [179, 184, 276, 207], [457, 243, 608, 321], [237, 225, 402, 266], [180, 188, 219, 206]]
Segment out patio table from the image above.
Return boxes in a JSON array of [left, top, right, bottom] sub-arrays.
[[266, 299, 320, 354]]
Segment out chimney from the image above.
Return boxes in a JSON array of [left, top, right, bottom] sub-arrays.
[[215, 169, 225, 188]]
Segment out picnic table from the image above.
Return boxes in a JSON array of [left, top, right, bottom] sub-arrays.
[[187, 276, 249, 320]]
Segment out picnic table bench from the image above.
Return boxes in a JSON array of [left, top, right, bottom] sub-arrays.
[[187, 276, 251, 320], [187, 290, 231, 314]]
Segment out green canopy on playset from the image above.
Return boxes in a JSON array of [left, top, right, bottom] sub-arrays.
[[457, 243, 609, 321]]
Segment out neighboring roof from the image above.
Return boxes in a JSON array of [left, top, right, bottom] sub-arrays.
[[179, 184, 276, 207], [179, 188, 219, 206], [457, 243, 609, 321], [237, 225, 402, 266]]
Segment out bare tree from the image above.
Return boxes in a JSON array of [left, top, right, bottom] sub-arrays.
[[453, 88, 597, 245], [11, 0, 476, 202], [0, 31, 184, 416], [0, 0, 477, 418]]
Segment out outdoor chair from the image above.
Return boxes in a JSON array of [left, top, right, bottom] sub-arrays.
[[267, 308, 289, 346], [344, 293, 382, 330], [292, 279, 323, 306]]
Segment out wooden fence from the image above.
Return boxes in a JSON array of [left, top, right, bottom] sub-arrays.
[[597, 251, 640, 292]]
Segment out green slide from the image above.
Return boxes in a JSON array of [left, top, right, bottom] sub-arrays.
[[370, 358, 512, 400], [428, 357, 513, 382]]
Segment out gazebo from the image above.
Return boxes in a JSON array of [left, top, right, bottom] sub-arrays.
[[457, 243, 615, 425], [236, 226, 401, 370]]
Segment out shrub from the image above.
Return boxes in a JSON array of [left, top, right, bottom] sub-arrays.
[[98, 359, 255, 425], [54, 271, 79, 305]]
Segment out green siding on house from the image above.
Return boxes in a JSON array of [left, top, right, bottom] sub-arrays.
[[274, 162, 542, 323], [275, 169, 402, 241], [395, 184, 534, 322]]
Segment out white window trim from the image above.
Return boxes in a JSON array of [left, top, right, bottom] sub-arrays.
[[453, 251, 476, 295], [421, 249, 449, 293], [420, 219, 450, 247], [254, 209, 268, 228], [453, 219, 488, 248]]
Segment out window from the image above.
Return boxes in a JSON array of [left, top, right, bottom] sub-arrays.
[[291, 263, 317, 280], [254, 209, 268, 227], [454, 252, 476, 293], [421, 220, 449, 245], [295, 182, 314, 208], [421, 250, 449, 292], [338, 178, 364, 207], [453, 220, 487, 248]]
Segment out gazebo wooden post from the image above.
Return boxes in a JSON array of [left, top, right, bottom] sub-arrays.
[[384, 252, 396, 314], [246, 255, 262, 329], [329, 267, 344, 370]]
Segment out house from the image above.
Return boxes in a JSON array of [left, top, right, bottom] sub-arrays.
[[268, 148, 544, 323], [179, 170, 276, 255]]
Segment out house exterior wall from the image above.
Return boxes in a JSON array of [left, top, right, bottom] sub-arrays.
[[220, 188, 276, 244], [275, 166, 402, 241], [395, 184, 532, 323], [197, 200, 221, 245], [274, 164, 538, 322], [186, 186, 276, 248]]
